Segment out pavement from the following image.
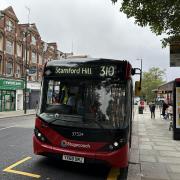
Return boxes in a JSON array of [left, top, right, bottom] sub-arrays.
[[0, 109, 36, 119], [128, 106, 180, 180], [0, 107, 180, 180]]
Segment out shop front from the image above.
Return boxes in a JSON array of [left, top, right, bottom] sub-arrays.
[[0, 78, 24, 112]]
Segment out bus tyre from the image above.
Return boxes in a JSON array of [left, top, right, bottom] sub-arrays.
[[118, 167, 128, 180]]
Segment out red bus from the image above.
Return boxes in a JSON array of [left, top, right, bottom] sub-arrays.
[[33, 58, 139, 171]]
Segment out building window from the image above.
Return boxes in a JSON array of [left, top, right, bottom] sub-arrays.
[[6, 40, 14, 55], [15, 64, 21, 78], [39, 55, 42, 65], [6, 20, 14, 32], [31, 36, 36, 45], [32, 52, 37, 63], [0, 55, 2, 74], [24, 50, 29, 63], [6, 62, 13, 75], [17, 44, 22, 57], [44, 58, 48, 63], [0, 35, 3, 51]]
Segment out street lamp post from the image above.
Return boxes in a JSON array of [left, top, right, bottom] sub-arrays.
[[24, 31, 28, 114], [137, 58, 142, 86], [24, 29, 30, 114], [140, 59, 142, 85], [24, 7, 31, 114]]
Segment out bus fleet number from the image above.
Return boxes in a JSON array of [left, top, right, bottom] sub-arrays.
[[100, 66, 115, 77]]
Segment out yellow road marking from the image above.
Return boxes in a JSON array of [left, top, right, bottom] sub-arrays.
[[107, 168, 120, 180], [3, 156, 41, 178]]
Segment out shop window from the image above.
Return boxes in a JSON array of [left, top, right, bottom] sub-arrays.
[[0, 90, 16, 111], [6, 40, 14, 55], [6, 62, 13, 75]]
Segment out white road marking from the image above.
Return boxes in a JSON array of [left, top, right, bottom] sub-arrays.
[[0, 126, 16, 131]]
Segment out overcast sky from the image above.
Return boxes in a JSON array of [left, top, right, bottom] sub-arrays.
[[1, 0, 179, 81]]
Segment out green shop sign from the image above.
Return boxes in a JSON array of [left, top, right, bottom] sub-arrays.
[[0, 78, 24, 90]]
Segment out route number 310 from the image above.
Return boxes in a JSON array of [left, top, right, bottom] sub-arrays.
[[100, 66, 115, 77]]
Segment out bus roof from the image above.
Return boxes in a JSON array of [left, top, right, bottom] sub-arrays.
[[46, 58, 129, 67]]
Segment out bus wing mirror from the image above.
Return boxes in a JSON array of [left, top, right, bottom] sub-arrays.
[[135, 81, 141, 96], [131, 68, 141, 75]]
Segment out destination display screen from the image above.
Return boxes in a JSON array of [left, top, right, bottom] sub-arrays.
[[45, 64, 126, 79], [55, 66, 115, 77]]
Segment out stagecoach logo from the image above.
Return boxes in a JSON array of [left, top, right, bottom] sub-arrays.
[[60, 140, 91, 149]]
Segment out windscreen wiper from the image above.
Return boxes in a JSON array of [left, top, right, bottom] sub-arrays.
[[47, 114, 83, 125]]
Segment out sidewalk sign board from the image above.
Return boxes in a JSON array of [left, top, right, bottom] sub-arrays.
[[173, 78, 180, 140]]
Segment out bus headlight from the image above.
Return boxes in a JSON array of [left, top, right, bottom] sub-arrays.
[[108, 141, 120, 150], [108, 139, 126, 151], [100, 138, 127, 152], [109, 145, 114, 150], [34, 128, 47, 143], [113, 142, 119, 147]]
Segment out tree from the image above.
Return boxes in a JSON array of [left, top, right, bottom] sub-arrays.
[[111, 0, 180, 47], [141, 67, 166, 102]]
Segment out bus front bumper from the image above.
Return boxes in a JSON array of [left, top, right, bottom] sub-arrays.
[[33, 136, 128, 168]]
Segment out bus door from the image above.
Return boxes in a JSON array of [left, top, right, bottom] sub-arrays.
[[173, 78, 180, 140]]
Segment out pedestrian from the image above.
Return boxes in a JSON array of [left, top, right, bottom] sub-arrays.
[[139, 100, 145, 110], [162, 100, 169, 119], [149, 102, 156, 119], [167, 104, 173, 119]]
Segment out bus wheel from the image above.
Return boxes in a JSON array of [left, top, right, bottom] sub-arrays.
[[118, 167, 128, 180]]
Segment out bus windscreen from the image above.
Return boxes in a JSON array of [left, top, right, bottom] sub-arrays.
[[40, 78, 127, 129]]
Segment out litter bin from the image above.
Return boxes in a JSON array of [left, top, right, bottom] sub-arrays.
[[138, 106, 143, 114]]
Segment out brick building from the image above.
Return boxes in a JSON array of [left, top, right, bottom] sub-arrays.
[[0, 6, 64, 111]]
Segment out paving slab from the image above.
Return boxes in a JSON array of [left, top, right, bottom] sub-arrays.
[[153, 146, 176, 151], [158, 157, 180, 164], [159, 151, 180, 158], [140, 155, 157, 163], [129, 148, 139, 164], [167, 164, 180, 173], [139, 145, 153, 150], [127, 163, 141, 180], [141, 162, 169, 180], [168, 173, 180, 180]]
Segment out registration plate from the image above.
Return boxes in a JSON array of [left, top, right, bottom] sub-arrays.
[[62, 155, 84, 163]]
